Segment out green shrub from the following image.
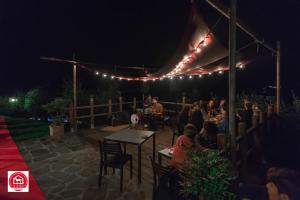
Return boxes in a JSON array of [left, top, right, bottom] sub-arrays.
[[181, 150, 237, 200]]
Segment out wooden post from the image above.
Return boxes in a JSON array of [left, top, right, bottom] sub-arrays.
[[229, 0, 237, 166], [238, 122, 247, 177], [267, 104, 273, 118], [252, 110, 259, 128], [119, 96, 123, 112], [73, 54, 77, 132], [276, 41, 281, 115], [133, 97, 137, 110], [108, 99, 112, 115], [69, 102, 74, 132], [182, 95, 186, 109], [90, 95, 94, 129]]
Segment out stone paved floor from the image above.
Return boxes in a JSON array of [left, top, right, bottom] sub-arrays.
[[16, 132, 152, 200]]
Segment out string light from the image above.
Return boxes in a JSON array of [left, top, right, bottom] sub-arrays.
[[198, 74, 202, 78], [111, 75, 115, 79], [102, 73, 107, 78], [239, 64, 245, 69], [179, 76, 183, 80], [196, 48, 201, 53], [208, 72, 212, 75], [189, 75, 193, 79], [95, 71, 99, 76], [218, 70, 223, 74]]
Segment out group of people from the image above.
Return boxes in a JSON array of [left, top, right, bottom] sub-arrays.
[[172, 98, 256, 169]]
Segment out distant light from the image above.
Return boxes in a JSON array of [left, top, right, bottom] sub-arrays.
[[111, 75, 115, 79], [198, 74, 202, 78], [218, 70, 223, 74], [196, 48, 201, 53], [143, 79, 147, 82], [95, 71, 99, 76], [208, 72, 212, 75], [118, 77, 122, 80], [239, 64, 245, 69], [184, 55, 189, 60], [189, 75, 193, 79], [169, 76, 173, 80], [179, 76, 183, 80], [159, 77, 163, 81], [9, 98, 18, 103], [103, 73, 107, 78]]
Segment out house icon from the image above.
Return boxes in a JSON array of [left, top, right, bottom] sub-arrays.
[[12, 175, 24, 185]]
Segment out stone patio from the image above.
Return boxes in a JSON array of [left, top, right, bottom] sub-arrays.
[[16, 130, 153, 200]]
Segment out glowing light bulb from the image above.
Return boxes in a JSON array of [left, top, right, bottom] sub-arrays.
[[196, 48, 201, 53], [95, 71, 99, 75], [199, 74, 202, 78], [111, 75, 115, 79], [239, 64, 245, 69], [103, 73, 107, 78], [218, 70, 223, 74], [189, 75, 193, 79], [208, 72, 212, 75], [179, 76, 183, 80], [170, 76, 173, 80]]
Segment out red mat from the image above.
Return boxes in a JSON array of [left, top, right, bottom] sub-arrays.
[[0, 117, 46, 200]]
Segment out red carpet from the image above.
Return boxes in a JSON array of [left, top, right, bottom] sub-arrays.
[[0, 117, 46, 200]]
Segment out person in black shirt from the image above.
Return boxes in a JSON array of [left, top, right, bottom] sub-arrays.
[[189, 102, 204, 133], [195, 121, 218, 150]]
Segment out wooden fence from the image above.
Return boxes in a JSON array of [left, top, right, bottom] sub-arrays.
[[235, 104, 276, 178], [69, 95, 193, 130]]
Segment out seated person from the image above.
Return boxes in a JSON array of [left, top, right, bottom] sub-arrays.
[[189, 102, 204, 132], [218, 98, 227, 112], [149, 97, 164, 130], [217, 106, 229, 134], [207, 99, 218, 118], [195, 121, 218, 150], [171, 124, 197, 169]]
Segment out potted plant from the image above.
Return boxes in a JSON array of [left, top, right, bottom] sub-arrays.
[[44, 98, 70, 137], [181, 150, 237, 200]]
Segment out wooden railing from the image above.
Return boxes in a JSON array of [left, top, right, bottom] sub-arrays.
[[69, 96, 139, 130], [235, 104, 276, 178]]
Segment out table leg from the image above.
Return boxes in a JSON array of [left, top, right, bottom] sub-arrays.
[[153, 133, 156, 162], [138, 144, 141, 184], [123, 143, 127, 154], [158, 152, 162, 165]]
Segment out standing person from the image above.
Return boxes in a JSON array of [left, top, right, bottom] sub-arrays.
[[189, 102, 204, 132], [199, 100, 208, 121], [149, 97, 164, 131], [237, 101, 253, 129], [178, 106, 190, 135]]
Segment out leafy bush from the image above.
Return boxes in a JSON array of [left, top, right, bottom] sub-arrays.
[[181, 150, 237, 200], [43, 98, 70, 125]]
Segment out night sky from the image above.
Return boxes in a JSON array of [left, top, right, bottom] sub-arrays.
[[1, 0, 300, 98]]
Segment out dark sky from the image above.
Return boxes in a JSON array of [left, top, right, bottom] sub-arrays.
[[1, 0, 300, 96]]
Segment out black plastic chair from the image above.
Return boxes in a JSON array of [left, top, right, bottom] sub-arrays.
[[99, 141, 132, 192]]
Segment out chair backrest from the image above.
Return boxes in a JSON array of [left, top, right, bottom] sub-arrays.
[[149, 156, 171, 188], [99, 141, 123, 161]]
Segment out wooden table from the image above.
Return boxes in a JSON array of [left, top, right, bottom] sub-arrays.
[[158, 147, 173, 165], [104, 128, 155, 184]]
